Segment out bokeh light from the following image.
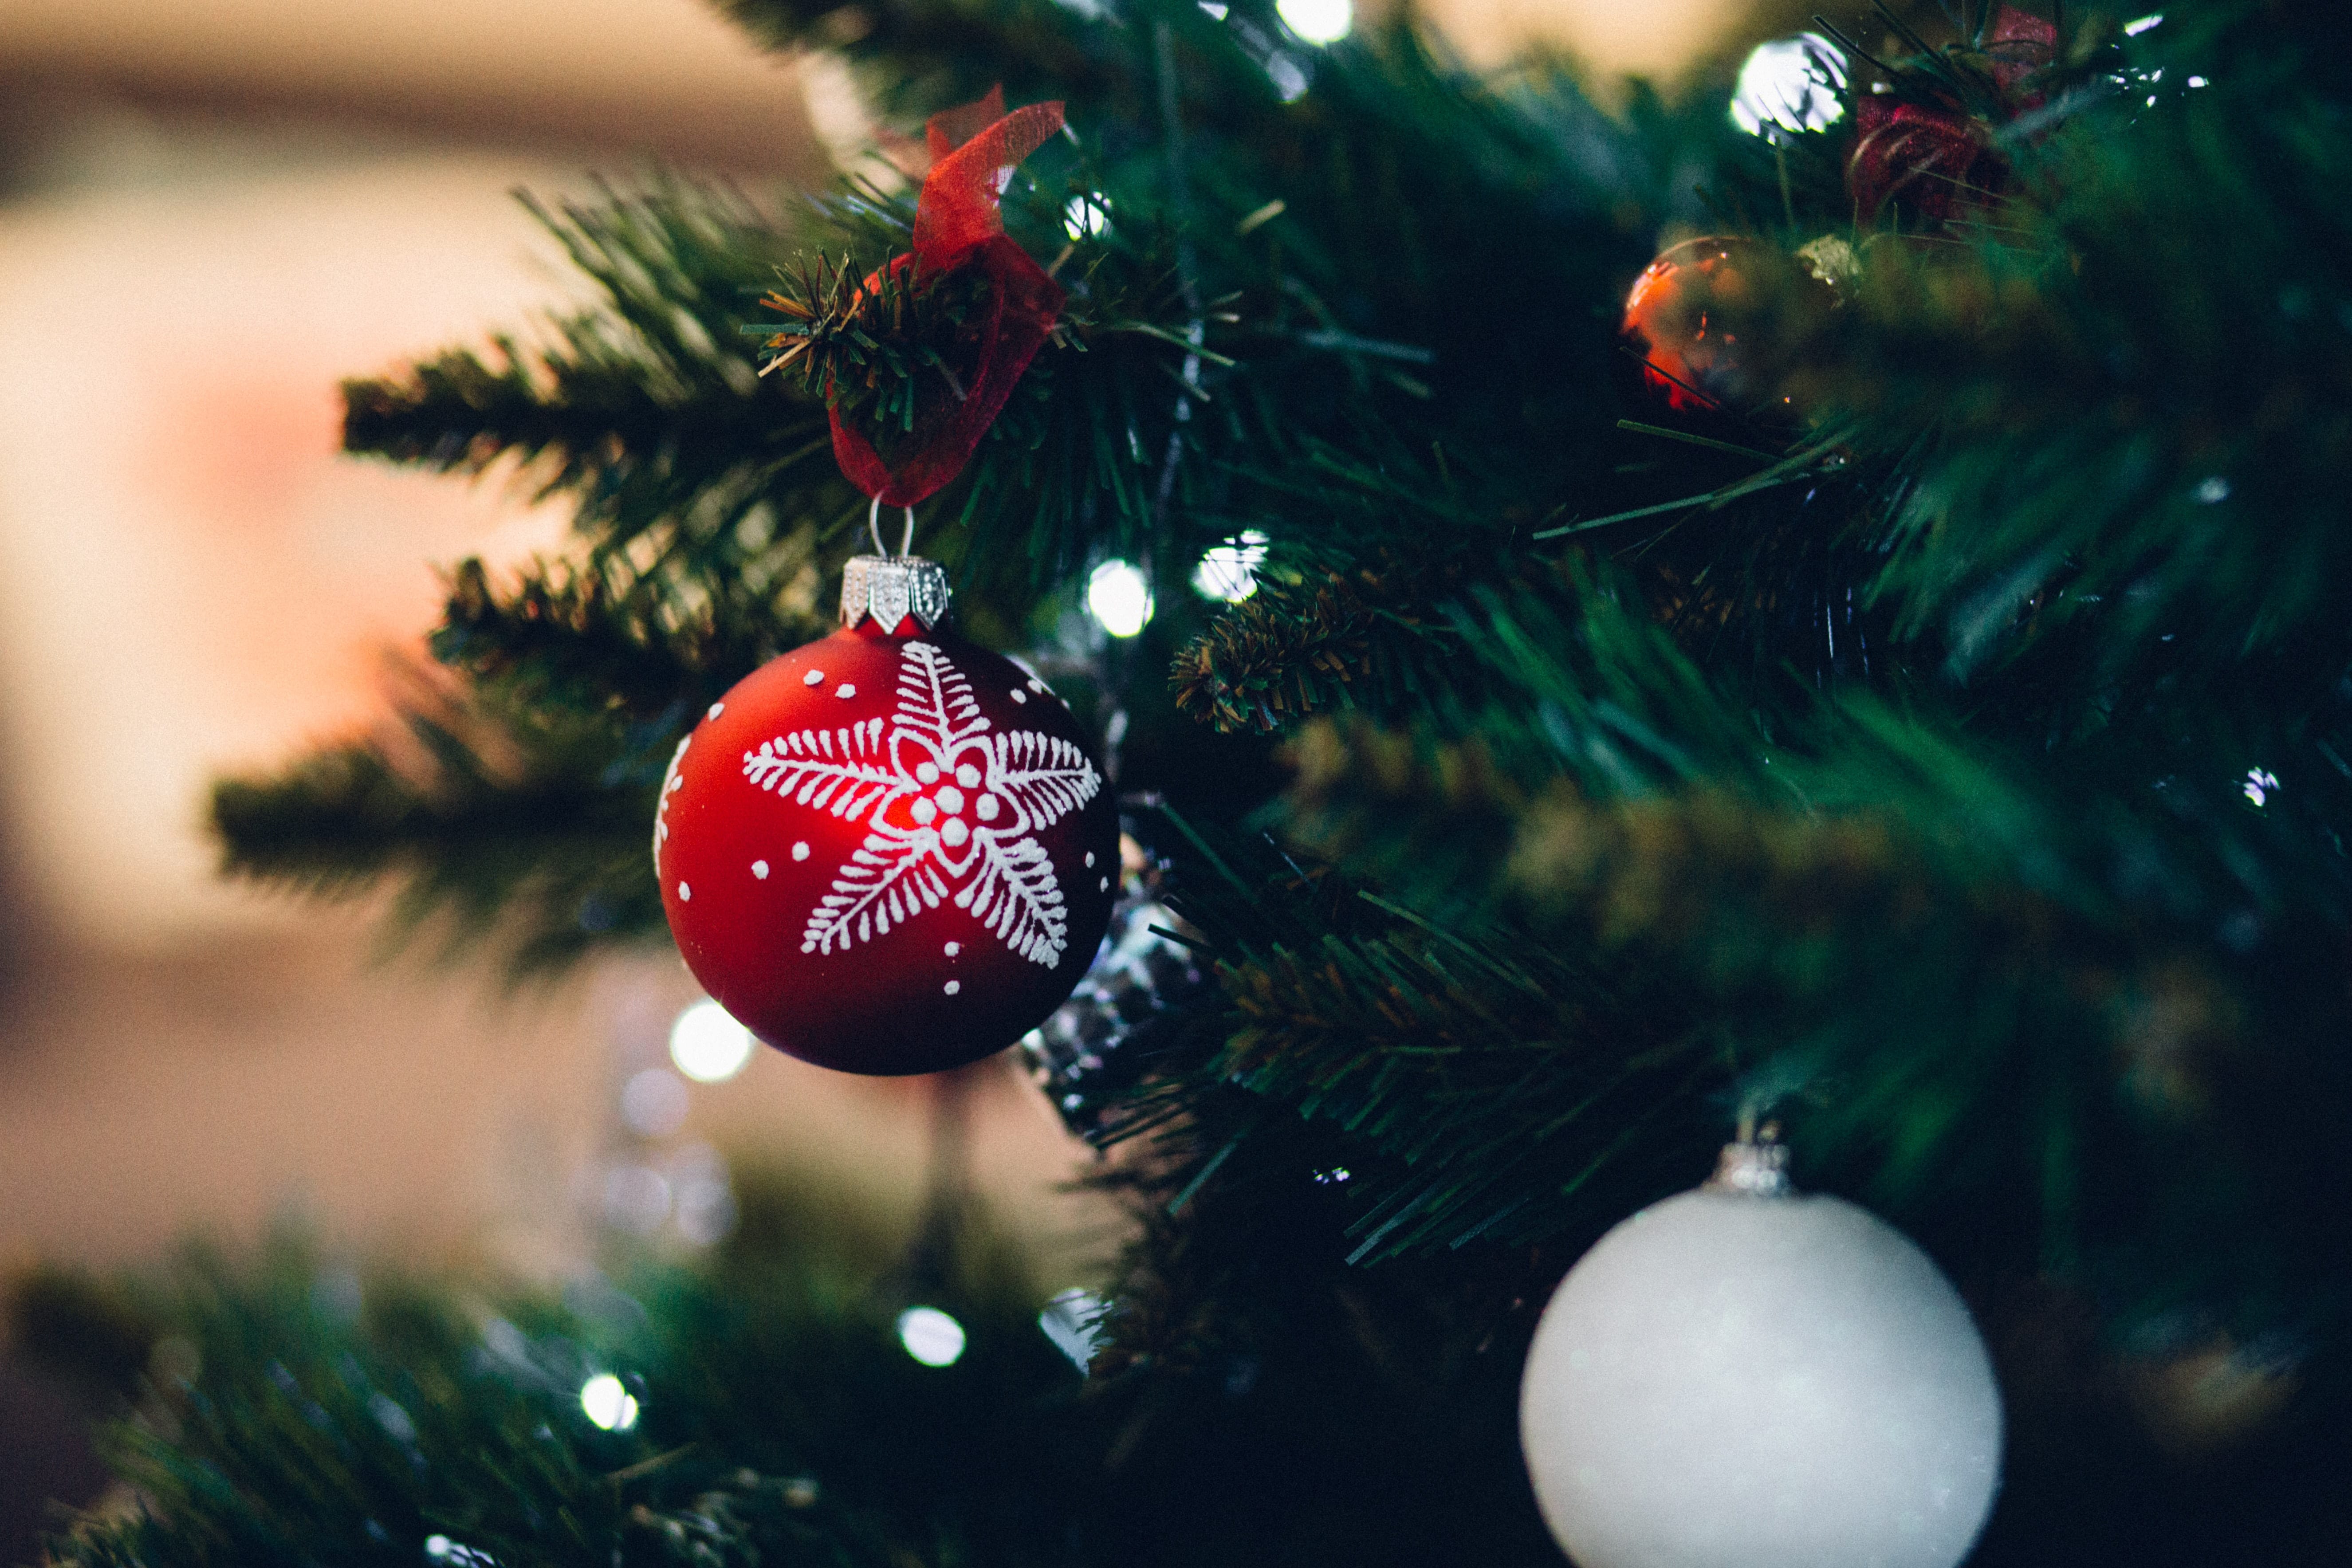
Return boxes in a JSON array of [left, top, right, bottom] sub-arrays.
[[1730, 34, 1847, 141], [1086, 559, 1153, 638], [579, 1373, 639, 1430], [620, 1067, 691, 1136], [669, 999, 755, 1083], [1038, 1288, 1108, 1371], [896, 1305, 968, 1367], [1192, 530, 1269, 603], [602, 1164, 672, 1235], [1278, 0, 1354, 46]]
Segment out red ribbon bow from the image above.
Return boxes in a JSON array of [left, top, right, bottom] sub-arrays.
[[830, 89, 1068, 507], [1846, 5, 2056, 224]]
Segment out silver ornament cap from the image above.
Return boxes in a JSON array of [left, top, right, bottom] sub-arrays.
[[840, 554, 951, 633], [1704, 1135, 1793, 1196]]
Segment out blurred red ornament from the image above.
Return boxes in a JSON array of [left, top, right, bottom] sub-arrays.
[[655, 556, 1119, 1076], [1847, 7, 2056, 224], [1983, 5, 2057, 98], [1847, 98, 1992, 224], [830, 88, 1068, 507], [1620, 236, 1762, 413]]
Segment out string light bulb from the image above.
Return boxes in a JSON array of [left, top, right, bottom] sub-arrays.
[[579, 1373, 639, 1431], [669, 999, 755, 1083], [1086, 559, 1153, 638], [896, 1306, 968, 1367], [1192, 530, 1268, 602], [1277, 0, 1352, 46], [1730, 34, 1848, 141]]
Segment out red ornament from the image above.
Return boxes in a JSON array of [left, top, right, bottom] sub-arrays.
[[655, 556, 1119, 1075], [1846, 6, 2057, 224], [830, 88, 1068, 507], [1847, 98, 1993, 224], [1982, 5, 2057, 98], [1620, 237, 1762, 413]]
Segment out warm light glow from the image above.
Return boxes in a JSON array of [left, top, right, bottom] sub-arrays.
[[1278, 0, 1353, 46], [1730, 34, 1847, 141], [897, 1306, 968, 1367], [1192, 530, 1269, 603], [669, 999, 755, 1082], [580, 1373, 639, 1430], [1087, 559, 1154, 638]]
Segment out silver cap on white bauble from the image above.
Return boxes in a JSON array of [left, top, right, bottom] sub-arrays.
[[840, 554, 951, 632], [1704, 1134, 1793, 1196]]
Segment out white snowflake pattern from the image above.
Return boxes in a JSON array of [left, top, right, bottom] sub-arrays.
[[741, 642, 1101, 966]]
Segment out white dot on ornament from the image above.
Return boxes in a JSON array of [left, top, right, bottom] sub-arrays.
[[913, 799, 939, 825], [944, 941, 961, 956], [837, 684, 857, 699], [677, 881, 691, 901], [956, 763, 982, 787], [803, 669, 824, 686], [792, 841, 810, 861], [670, 999, 755, 1083], [1084, 851, 1096, 868], [708, 702, 725, 719], [897, 1306, 967, 1367], [917, 762, 941, 784], [751, 860, 769, 879], [976, 794, 999, 820], [942, 819, 971, 848], [1099, 877, 1110, 892], [1011, 689, 1028, 703], [944, 980, 962, 995], [579, 1374, 639, 1431], [936, 786, 966, 814]]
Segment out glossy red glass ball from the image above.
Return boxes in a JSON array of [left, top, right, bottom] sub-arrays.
[[655, 616, 1119, 1076], [1620, 236, 1762, 414]]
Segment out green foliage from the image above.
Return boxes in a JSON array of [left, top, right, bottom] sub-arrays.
[[19, 1189, 1090, 1568], [210, 676, 668, 969], [754, 244, 1006, 451], [16, 1178, 1588, 1568]]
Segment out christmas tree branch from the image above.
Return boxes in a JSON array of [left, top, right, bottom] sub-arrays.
[[209, 679, 666, 971]]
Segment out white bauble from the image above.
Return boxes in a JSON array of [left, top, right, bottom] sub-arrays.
[[1519, 1148, 2002, 1568]]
